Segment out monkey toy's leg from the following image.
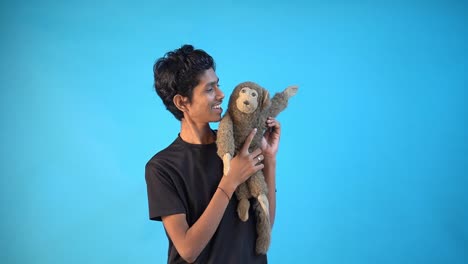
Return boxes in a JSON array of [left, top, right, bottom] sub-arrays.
[[248, 170, 271, 254], [235, 182, 251, 221], [253, 199, 271, 255], [248, 171, 270, 221]]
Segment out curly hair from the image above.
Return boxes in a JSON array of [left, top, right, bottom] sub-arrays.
[[153, 44, 216, 120]]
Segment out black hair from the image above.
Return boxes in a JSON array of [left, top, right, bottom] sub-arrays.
[[153, 44, 216, 120]]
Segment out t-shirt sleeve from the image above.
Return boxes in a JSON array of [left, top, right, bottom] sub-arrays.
[[145, 160, 186, 221]]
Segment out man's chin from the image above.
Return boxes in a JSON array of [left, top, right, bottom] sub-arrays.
[[209, 115, 222, 123]]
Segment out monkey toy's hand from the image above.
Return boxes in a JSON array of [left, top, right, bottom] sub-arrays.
[[284, 85, 299, 99], [222, 153, 232, 176]]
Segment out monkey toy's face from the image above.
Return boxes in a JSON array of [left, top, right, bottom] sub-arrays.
[[236, 86, 259, 114]]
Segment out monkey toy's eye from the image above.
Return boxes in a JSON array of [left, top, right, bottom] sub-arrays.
[[241, 89, 246, 93], [252, 92, 257, 97]]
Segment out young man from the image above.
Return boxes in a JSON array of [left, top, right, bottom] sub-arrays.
[[145, 44, 280, 263]]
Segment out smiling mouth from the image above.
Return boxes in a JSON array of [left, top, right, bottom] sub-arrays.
[[212, 103, 222, 110]]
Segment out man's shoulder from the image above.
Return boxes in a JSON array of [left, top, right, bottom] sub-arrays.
[[145, 141, 185, 185], [146, 136, 187, 169]]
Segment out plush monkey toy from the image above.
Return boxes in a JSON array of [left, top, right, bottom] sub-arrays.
[[216, 81, 298, 254]]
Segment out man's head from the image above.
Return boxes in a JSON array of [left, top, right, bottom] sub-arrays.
[[153, 44, 216, 120]]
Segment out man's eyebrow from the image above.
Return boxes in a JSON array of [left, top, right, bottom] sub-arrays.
[[205, 78, 220, 88]]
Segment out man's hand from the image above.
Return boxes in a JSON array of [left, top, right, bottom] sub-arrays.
[[261, 117, 281, 160]]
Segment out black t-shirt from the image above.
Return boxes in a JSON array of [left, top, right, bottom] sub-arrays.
[[145, 135, 267, 264]]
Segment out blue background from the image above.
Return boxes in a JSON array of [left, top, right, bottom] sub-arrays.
[[1, 0, 467, 263]]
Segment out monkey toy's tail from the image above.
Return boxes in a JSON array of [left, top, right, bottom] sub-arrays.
[[254, 196, 271, 255]]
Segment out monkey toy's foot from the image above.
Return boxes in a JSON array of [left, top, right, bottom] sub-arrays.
[[257, 194, 270, 219], [237, 198, 250, 222]]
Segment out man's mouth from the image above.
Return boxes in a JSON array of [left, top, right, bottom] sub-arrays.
[[212, 103, 222, 110]]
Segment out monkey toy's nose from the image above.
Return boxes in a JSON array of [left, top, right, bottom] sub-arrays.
[[243, 100, 250, 105]]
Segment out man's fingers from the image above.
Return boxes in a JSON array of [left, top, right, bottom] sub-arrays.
[[254, 163, 265, 171], [250, 148, 262, 158], [266, 117, 281, 134], [241, 128, 257, 153]]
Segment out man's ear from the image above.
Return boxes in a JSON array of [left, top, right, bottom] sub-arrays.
[[173, 94, 190, 112]]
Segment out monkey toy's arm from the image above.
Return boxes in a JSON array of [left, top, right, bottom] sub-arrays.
[[216, 113, 235, 176], [267, 85, 299, 118]]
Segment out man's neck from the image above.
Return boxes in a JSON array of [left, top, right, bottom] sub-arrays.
[[179, 119, 215, 144]]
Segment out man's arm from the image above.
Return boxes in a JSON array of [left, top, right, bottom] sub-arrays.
[[261, 117, 281, 227], [162, 180, 233, 263]]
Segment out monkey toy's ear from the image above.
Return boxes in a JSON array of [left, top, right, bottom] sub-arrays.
[[261, 90, 271, 110]]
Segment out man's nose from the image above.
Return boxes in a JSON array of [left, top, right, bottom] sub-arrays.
[[216, 87, 225, 100]]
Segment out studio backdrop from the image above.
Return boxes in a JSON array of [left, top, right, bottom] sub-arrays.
[[1, 0, 467, 263]]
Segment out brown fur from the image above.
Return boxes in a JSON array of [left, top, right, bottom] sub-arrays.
[[216, 81, 298, 255]]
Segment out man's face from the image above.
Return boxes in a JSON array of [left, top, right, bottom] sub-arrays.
[[184, 68, 224, 123]]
